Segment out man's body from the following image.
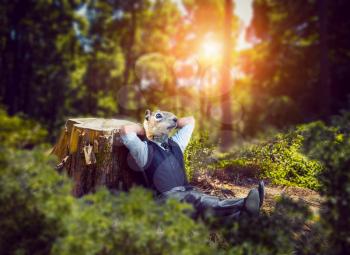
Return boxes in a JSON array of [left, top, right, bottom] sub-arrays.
[[120, 110, 264, 220]]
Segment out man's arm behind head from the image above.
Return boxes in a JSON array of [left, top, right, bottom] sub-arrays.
[[171, 116, 195, 153], [120, 123, 146, 136], [176, 116, 195, 129]]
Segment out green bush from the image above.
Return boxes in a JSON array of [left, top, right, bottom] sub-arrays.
[[184, 132, 216, 181], [293, 114, 350, 254], [317, 150, 350, 254], [0, 147, 213, 255], [295, 121, 348, 166], [213, 110, 350, 190], [214, 196, 312, 255], [0, 147, 71, 254], [331, 109, 350, 134], [0, 108, 47, 149], [214, 131, 322, 190]]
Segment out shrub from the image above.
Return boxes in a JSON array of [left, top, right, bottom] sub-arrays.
[[214, 132, 323, 190], [0, 147, 213, 255], [55, 188, 212, 255], [317, 151, 350, 254], [211, 110, 350, 190], [0, 108, 47, 149], [184, 132, 216, 181], [294, 120, 348, 166], [215, 196, 312, 255], [0, 147, 71, 255], [293, 114, 350, 255]]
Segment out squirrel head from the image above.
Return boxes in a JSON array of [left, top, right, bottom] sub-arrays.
[[143, 109, 178, 140]]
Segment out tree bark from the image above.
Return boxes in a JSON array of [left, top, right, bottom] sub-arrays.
[[319, 0, 331, 118], [51, 118, 147, 197], [119, 4, 137, 116], [220, 0, 234, 150]]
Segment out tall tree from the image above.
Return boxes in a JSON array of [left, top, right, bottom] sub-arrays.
[[244, 0, 320, 134], [318, 0, 330, 118], [220, 0, 234, 149], [81, 0, 126, 116], [243, 0, 350, 135], [0, 0, 86, 136]]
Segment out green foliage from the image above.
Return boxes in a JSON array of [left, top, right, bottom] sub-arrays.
[[318, 160, 350, 254], [213, 111, 350, 190], [313, 114, 350, 254], [219, 196, 312, 255], [295, 120, 350, 167], [184, 132, 216, 181], [55, 189, 212, 255], [292, 113, 350, 254], [0, 146, 213, 255], [215, 131, 322, 190], [0, 108, 47, 149], [0, 147, 71, 255], [96, 92, 118, 117]]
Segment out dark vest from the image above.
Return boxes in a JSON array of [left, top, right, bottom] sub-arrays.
[[143, 138, 188, 194]]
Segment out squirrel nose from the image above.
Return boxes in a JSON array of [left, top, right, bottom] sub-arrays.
[[173, 118, 177, 122]]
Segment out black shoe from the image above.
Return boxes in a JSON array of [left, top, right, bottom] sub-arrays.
[[258, 181, 265, 208], [244, 188, 260, 217]]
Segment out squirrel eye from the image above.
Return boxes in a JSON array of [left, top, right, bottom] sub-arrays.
[[155, 113, 162, 119]]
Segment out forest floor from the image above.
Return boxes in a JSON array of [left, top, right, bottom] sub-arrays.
[[191, 169, 322, 214]]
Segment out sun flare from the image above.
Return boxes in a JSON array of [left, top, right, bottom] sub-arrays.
[[200, 40, 222, 60]]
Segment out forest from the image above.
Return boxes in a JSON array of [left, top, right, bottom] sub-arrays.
[[1, 0, 350, 254]]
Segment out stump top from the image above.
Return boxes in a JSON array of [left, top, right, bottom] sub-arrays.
[[52, 117, 137, 160], [70, 118, 136, 132]]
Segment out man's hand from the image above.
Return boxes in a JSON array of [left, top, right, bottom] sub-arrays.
[[176, 116, 195, 129], [120, 123, 145, 136]]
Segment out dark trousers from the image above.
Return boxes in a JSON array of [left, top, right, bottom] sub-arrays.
[[157, 186, 245, 222]]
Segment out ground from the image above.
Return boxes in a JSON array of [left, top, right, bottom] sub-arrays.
[[191, 170, 322, 214]]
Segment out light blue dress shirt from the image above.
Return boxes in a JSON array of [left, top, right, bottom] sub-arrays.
[[120, 123, 195, 170]]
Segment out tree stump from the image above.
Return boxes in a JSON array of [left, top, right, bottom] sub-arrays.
[[51, 118, 147, 197]]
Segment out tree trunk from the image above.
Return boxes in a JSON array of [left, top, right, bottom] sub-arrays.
[[51, 118, 147, 197], [318, 0, 331, 118], [220, 0, 234, 150], [119, 5, 137, 116]]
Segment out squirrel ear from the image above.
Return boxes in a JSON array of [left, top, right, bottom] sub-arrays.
[[145, 109, 151, 121]]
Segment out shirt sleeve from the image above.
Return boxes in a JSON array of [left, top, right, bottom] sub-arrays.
[[120, 132, 148, 170], [170, 123, 195, 153]]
